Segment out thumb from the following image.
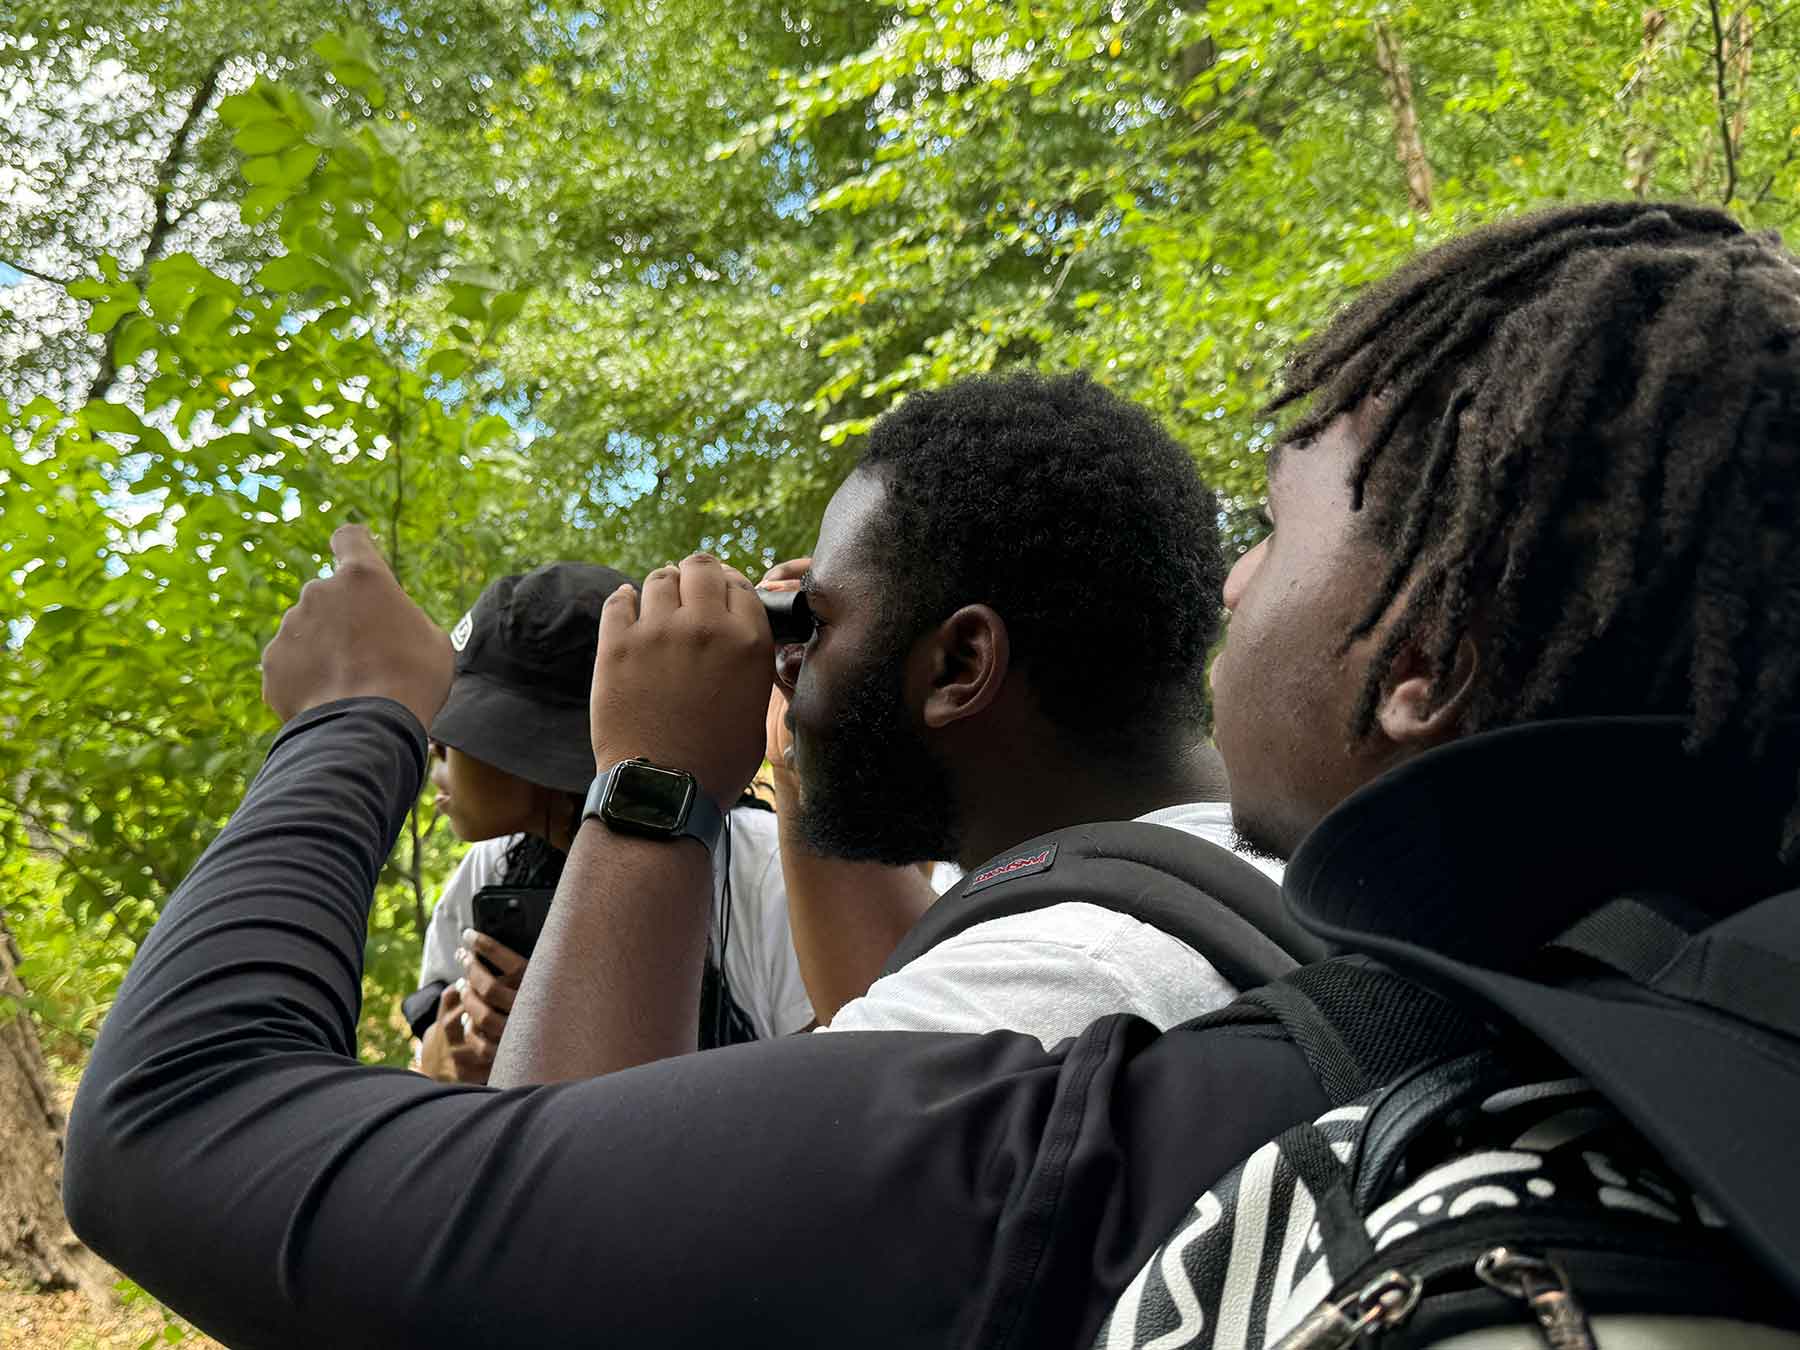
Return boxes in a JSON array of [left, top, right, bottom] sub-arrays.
[[330, 523, 392, 576]]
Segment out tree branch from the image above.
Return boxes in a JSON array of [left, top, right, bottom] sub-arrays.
[[1707, 0, 1739, 205], [1753, 138, 1799, 207], [86, 55, 227, 405], [1620, 9, 1671, 200], [1, 258, 77, 289]]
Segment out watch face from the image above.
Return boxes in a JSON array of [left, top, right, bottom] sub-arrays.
[[605, 761, 694, 834]]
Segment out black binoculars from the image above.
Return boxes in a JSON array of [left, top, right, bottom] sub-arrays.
[[758, 588, 814, 644]]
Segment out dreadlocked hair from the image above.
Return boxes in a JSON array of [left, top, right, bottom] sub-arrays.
[[1267, 202, 1800, 856]]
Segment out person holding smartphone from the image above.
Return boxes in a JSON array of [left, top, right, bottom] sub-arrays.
[[409, 561, 813, 1084]]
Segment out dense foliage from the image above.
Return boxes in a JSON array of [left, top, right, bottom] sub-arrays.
[[5, 1, 1798, 1063]]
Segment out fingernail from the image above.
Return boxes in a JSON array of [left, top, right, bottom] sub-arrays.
[[453, 946, 468, 966], [461, 928, 478, 947], [455, 977, 468, 995]]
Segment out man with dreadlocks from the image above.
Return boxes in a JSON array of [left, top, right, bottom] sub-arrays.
[[66, 203, 1800, 1349], [1212, 201, 1800, 867]]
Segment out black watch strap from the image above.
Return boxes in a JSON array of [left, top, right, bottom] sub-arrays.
[[582, 759, 726, 855]]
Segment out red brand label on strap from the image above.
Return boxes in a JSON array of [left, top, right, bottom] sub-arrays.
[[961, 843, 1059, 896]]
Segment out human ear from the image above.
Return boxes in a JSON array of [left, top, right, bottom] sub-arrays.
[[920, 604, 1010, 730], [1374, 633, 1480, 748]]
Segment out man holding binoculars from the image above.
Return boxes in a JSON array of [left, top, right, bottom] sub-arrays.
[[491, 370, 1252, 1081]]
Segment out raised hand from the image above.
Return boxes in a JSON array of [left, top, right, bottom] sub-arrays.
[[589, 552, 774, 808], [261, 525, 454, 729]]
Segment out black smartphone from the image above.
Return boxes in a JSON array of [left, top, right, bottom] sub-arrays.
[[470, 886, 556, 964]]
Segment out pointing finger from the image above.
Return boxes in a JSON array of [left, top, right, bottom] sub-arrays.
[[329, 524, 391, 577]]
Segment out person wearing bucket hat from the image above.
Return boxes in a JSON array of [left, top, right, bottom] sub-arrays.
[[408, 561, 813, 1084]]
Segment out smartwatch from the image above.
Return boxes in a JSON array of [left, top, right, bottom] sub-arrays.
[[582, 758, 725, 855]]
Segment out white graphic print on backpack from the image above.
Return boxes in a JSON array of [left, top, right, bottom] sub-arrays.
[[1093, 1070, 1737, 1350]]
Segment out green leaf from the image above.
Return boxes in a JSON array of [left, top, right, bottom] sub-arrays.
[[446, 284, 489, 321], [427, 349, 472, 381], [233, 121, 301, 155], [312, 32, 372, 68], [469, 415, 511, 448], [240, 184, 291, 224], [487, 291, 526, 326], [314, 30, 386, 106], [341, 66, 387, 107], [256, 254, 334, 294], [184, 293, 237, 341], [84, 402, 144, 436], [240, 155, 287, 186], [239, 145, 306, 191], [31, 606, 85, 641], [275, 144, 321, 186], [113, 315, 159, 368], [143, 256, 232, 324], [448, 265, 505, 292], [88, 295, 142, 335], [218, 89, 281, 128]]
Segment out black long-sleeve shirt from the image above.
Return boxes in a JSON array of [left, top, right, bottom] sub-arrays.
[[64, 699, 1330, 1349]]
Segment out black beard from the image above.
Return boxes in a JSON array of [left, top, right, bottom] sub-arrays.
[[793, 648, 962, 867], [1228, 823, 1290, 870]]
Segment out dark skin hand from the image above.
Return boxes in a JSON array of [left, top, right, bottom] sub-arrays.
[[417, 930, 528, 1085], [491, 553, 773, 1086], [260, 525, 452, 730]]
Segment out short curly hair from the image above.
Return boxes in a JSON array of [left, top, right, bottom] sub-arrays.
[[855, 370, 1225, 760]]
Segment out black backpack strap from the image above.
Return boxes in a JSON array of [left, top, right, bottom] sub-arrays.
[[1551, 894, 1800, 1038], [1243, 981, 1370, 1104], [1274, 1119, 1378, 1275], [1303, 884, 1800, 1305], [883, 820, 1326, 989], [1243, 957, 1497, 1106]]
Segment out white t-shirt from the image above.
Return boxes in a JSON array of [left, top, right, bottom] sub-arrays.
[[821, 801, 1282, 1048], [417, 805, 814, 1042]]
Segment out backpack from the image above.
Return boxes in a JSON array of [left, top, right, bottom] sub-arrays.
[[1092, 892, 1800, 1350], [881, 820, 1328, 988]]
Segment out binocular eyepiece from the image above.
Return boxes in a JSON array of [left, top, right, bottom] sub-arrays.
[[758, 588, 815, 644]]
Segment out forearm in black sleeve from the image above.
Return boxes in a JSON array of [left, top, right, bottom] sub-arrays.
[[62, 697, 1330, 1350], [59, 699, 1071, 1348]]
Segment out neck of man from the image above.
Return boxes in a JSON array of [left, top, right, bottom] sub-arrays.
[[951, 737, 1230, 871]]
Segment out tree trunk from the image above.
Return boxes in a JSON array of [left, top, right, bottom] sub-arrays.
[[1727, 8, 1753, 169], [0, 910, 112, 1299], [1371, 20, 1433, 214], [1621, 10, 1671, 199]]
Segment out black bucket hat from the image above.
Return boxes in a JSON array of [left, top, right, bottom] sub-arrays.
[[429, 562, 636, 794]]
